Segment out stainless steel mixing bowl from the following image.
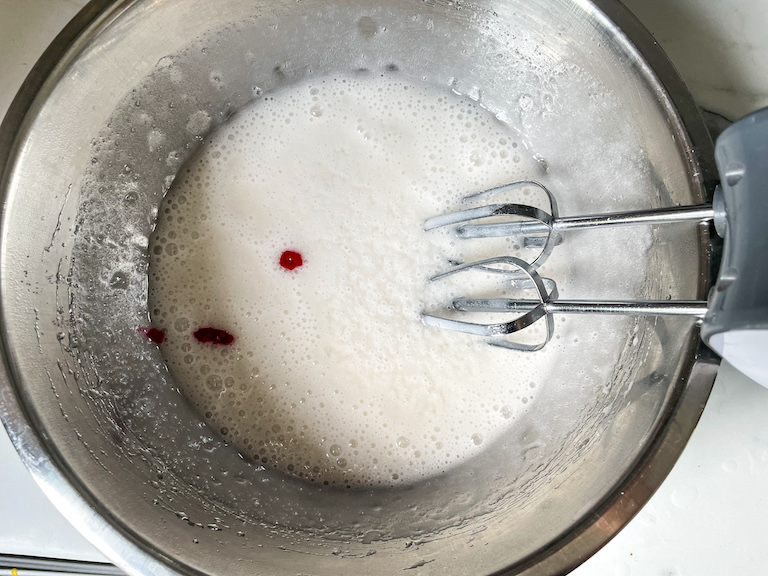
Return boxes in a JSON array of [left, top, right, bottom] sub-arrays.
[[0, 0, 719, 574]]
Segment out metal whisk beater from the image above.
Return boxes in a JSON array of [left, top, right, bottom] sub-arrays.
[[421, 180, 716, 352]]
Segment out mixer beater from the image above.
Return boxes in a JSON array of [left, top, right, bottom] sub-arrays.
[[421, 180, 713, 352]]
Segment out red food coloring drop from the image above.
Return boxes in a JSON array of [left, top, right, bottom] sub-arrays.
[[194, 327, 235, 346], [138, 327, 166, 344], [280, 250, 303, 271]]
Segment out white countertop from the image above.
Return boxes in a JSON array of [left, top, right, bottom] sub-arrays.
[[1, 0, 767, 573]]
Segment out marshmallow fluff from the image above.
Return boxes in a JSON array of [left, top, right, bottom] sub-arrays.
[[148, 74, 565, 487]]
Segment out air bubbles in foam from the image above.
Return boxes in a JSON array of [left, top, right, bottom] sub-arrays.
[[148, 72, 547, 487]]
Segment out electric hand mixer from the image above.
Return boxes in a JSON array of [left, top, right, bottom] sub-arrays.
[[422, 107, 768, 387]]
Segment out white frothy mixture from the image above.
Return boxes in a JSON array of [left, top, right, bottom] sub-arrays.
[[148, 74, 557, 487]]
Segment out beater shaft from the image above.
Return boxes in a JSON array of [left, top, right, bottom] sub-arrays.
[[455, 204, 714, 239], [452, 298, 708, 317]]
